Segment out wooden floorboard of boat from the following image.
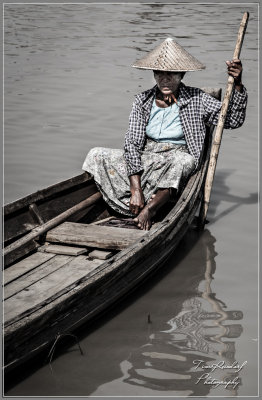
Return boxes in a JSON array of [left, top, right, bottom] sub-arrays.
[[4, 255, 104, 326], [39, 244, 88, 256], [3, 252, 56, 285], [46, 222, 145, 250], [4, 255, 74, 300]]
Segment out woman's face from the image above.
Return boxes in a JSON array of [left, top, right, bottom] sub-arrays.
[[154, 71, 184, 95]]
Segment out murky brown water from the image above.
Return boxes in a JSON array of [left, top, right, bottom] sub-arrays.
[[4, 3, 258, 397]]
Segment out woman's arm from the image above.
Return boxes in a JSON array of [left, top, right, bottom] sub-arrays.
[[202, 60, 247, 129], [124, 100, 147, 176], [124, 99, 147, 214], [129, 174, 145, 215]]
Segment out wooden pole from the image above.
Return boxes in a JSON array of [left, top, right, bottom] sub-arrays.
[[199, 11, 249, 229], [4, 192, 102, 257]]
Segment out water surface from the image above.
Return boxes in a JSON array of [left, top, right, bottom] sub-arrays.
[[4, 3, 258, 397]]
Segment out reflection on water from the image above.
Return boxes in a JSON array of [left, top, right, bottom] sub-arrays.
[[207, 170, 258, 226], [118, 230, 244, 396]]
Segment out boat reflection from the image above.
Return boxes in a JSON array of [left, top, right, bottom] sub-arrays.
[[122, 229, 244, 396]]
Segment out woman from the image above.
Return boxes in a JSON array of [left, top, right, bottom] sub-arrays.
[[82, 38, 247, 230]]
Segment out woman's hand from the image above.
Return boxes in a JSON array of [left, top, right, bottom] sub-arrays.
[[129, 174, 145, 215], [130, 188, 145, 215], [226, 59, 243, 92]]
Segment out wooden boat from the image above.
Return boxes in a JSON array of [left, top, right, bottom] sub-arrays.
[[3, 88, 221, 373]]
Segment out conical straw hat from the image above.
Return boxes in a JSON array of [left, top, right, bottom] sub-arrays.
[[132, 38, 205, 72]]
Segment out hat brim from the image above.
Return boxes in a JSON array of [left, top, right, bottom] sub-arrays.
[[132, 38, 206, 72], [132, 65, 206, 72]]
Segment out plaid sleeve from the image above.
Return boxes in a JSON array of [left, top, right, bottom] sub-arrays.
[[202, 86, 248, 129], [124, 99, 147, 176]]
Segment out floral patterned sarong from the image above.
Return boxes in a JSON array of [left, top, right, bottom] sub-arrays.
[[82, 139, 196, 216]]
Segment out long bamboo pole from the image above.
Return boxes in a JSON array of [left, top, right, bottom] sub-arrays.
[[4, 192, 102, 257], [199, 12, 249, 229]]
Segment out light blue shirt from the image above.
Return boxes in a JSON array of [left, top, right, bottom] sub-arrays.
[[146, 99, 186, 145]]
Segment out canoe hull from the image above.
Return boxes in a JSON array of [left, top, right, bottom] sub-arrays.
[[4, 151, 206, 372]]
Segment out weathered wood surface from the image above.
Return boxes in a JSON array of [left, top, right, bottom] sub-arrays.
[[37, 184, 98, 222], [4, 192, 102, 258], [41, 244, 88, 256], [3, 252, 55, 285], [4, 182, 98, 244], [4, 240, 41, 271], [4, 199, 99, 269], [88, 249, 113, 260], [46, 222, 145, 250], [29, 203, 45, 225], [4, 255, 104, 326], [4, 255, 73, 300], [4, 183, 100, 267], [4, 210, 39, 244]]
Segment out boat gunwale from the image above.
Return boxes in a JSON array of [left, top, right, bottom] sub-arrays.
[[4, 172, 92, 216]]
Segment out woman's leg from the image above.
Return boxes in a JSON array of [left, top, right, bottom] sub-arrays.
[[136, 144, 195, 230], [82, 147, 133, 216]]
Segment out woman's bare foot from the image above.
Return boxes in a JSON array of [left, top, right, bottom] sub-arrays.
[[134, 193, 156, 230], [134, 188, 171, 231], [134, 206, 155, 230]]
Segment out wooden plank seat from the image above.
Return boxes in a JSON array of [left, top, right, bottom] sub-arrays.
[[46, 222, 145, 250]]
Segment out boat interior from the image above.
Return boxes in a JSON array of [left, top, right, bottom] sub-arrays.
[[4, 173, 153, 326]]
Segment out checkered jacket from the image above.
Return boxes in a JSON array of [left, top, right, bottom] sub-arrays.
[[124, 83, 247, 176]]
